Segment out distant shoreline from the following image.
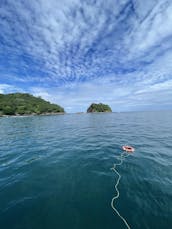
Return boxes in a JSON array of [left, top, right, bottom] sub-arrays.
[[0, 112, 65, 118], [1, 110, 170, 118], [0, 112, 116, 118]]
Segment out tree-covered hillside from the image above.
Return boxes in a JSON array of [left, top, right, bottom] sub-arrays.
[[87, 103, 112, 113], [0, 93, 64, 116]]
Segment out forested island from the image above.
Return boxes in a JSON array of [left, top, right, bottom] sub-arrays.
[[0, 93, 64, 116], [87, 103, 112, 113]]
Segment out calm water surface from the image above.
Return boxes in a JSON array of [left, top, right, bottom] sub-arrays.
[[0, 111, 172, 229]]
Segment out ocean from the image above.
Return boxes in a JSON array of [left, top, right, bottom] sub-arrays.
[[0, 111, 172, 229]]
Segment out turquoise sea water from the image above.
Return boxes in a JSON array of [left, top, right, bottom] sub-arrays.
[[0, 111, 172, 229]]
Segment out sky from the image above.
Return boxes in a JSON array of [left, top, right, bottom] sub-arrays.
[[0, 0, 172, 112]]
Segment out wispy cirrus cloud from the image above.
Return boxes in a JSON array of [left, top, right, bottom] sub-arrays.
[[0, 0, 172, 111], [0, 84, 22, 94]]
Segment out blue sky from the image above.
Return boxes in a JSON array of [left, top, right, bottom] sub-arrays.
[[0, 0, 172, 112]]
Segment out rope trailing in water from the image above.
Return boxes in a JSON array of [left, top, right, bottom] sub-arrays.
[[111, 152, 131, 229]]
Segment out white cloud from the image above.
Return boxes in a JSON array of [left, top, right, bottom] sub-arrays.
[[0, 0, 172, 111], [0, 84, 21, 94], [128, 1, 172, 57], [29, 69, 172, 112]]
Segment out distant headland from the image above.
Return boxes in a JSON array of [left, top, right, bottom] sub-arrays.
[[87, 103, 112, 113], [0, 93, 65, 116], [0, 93, 113, 116]]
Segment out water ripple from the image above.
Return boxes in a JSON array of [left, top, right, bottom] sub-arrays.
[[0, 111, 172, 229]]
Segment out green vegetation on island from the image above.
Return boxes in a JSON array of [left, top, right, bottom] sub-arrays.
[[87, 103, 112, 113], [0, 93, 64, 116]]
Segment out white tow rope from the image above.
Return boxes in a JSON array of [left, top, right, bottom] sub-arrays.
[[111, 152, 131, 229]]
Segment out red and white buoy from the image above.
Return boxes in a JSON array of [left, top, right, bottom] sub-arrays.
[[122, 145, 135, 153]]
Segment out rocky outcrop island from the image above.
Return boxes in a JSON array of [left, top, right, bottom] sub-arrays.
[[87, 103, 112, 113], [0, 93, 64, 116]]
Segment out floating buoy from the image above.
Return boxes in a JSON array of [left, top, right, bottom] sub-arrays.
[[122, 145, 135, 153]]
